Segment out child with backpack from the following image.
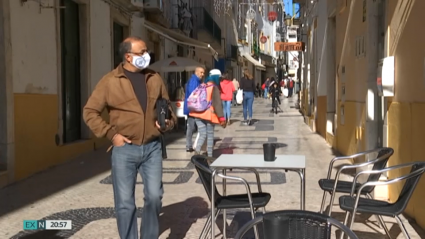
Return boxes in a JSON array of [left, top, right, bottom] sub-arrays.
[[188, 69, 226, 159]]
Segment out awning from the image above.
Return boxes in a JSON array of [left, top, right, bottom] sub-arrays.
[[144, 20, 218, 61], [288, 69, 297, 75], [242, 53, 266, 71]]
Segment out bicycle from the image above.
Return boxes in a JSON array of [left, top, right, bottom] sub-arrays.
[[271, 95, 283, 114]]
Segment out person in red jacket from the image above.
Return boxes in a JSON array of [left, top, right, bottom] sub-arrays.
[[220, 73, 235, 125]]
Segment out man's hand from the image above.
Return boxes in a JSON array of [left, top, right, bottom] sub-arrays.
[[112, 134, 131, 147], [156, 119, 173, 131]]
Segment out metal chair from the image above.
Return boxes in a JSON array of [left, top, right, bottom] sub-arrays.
[[234, 210, 359, 239], [318, 147, 394, 216], [191, 155, 271, 239], [339, 161, 425, 239]]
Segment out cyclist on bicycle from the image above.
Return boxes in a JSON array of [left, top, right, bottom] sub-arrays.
[[269, 82, 282, 114]]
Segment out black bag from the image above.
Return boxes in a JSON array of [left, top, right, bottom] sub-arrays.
[[156, 98, 171, 159]]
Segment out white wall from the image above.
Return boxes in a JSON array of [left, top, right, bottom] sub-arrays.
[[9, 0, 134, 93], [10, 0, 57, 94], [130, 14, 146, 40], [90, 0, 112, 90]]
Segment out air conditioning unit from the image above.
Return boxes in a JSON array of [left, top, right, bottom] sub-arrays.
[[131, 0, 144, 7], [143, 0, 163, 12]]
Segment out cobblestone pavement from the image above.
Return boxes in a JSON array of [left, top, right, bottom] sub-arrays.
[[1, 96, 424, 239]]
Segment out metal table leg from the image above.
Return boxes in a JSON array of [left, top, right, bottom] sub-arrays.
[[296, 168, 306, 210], [222, 169, 227, 239]]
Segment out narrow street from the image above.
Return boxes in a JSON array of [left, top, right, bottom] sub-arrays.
[[1, 96, 423, 239]]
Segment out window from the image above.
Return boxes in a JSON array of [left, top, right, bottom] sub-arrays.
[[113, 22, 125, 68], [60, 0, 82, 143]]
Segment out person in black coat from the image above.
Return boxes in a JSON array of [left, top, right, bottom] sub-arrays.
[[269, 82, 282, 112]]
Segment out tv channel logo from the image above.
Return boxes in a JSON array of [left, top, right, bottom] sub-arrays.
[[23, 220, 46, 230]]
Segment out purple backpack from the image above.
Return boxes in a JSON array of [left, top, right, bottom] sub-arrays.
[[187, 84, 213, 112]]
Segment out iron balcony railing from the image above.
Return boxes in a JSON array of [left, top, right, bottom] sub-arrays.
[[192, 7, 222, 44]]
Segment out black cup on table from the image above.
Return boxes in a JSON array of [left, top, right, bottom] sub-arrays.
[[263, 143, 276, 161]]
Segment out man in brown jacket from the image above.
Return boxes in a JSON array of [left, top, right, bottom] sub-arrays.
[[83, 36, 177, 239]]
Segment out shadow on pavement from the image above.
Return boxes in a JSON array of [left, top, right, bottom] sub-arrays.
[[10, 197, 209, 239], [0, 131, 183, 218], [159, 196, 209, 239]]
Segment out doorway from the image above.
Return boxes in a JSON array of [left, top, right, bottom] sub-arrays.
[[377, 0, 387, 147], [327, 16, 337, 135], [60, 0, 81, 143], [0, 0, 6, 172], [113, 22, 125, 68]]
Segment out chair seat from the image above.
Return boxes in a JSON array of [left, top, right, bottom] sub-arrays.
[[216, 192, 271, 210], [318, 179, 373, 194], [339, 195, 399, 217]]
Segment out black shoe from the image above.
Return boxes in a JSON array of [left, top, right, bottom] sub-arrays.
[[186, 148, 194, 153]]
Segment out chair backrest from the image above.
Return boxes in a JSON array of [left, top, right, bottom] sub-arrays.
[[366, 147, 394, 183], [234, 210, 358, 239], [392, 162, 425, 215], [191, 155, 221, 202], [262, 210, 332, 239]]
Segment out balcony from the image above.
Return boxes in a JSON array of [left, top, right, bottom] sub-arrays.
[[142, 0, 173, 28], [226, 45, 238, 61], [192, 7, 222, 51]]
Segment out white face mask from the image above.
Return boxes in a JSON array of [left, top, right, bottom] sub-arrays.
[[131, 53, 151, 70]]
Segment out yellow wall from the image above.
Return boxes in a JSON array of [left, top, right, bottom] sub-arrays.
[[336, 101, 365, 156], [385, 0, 425, 229], [14, 94, 107, 181], [334, 0, 367, 156]]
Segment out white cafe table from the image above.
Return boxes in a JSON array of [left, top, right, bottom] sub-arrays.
[[210, 154, 306, 210]]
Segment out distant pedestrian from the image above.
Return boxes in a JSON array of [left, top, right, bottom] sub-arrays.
[[240, 69, 256, 125], [232, 78, 239, 106], [220, 73, 235, 125], [83, 36, 177, 239], [184, 67, 205, 152], [264, 77, 270, 99], [288, 77, 295, 97]]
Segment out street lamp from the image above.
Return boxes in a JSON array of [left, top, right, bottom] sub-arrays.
[[246, 7, 256, 20]]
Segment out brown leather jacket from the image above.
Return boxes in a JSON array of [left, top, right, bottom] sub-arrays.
[[83, 64, 177, 146]]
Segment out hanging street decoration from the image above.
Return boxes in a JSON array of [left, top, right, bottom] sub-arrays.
[[268, 11, 277, 22]]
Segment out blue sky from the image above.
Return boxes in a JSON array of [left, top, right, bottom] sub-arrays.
[[284, 0, 300, 18]]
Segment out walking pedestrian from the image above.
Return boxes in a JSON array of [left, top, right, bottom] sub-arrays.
[[264, 77, 270, 99], [184, 67, 205, 152], [83, 36, 177, 239], [232, 78, 239, 106], [220, 73, 235, 125], [190, 69, 226, 158], [240, 69, 256, 125]]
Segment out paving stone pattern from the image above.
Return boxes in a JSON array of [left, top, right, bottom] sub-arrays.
[[1, 96, 424, 239]]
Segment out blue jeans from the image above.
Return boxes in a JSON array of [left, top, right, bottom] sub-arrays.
[[194, 119, 215, 156], [264, 88, 268, 98], [222, 100, 231, 120], [243, 91, 254, 120], [111, 140, 163, 239]]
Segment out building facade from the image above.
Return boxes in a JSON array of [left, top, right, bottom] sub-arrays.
[[296, 0, 425, 229], [0, 0, 218, 187]]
